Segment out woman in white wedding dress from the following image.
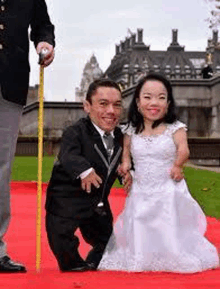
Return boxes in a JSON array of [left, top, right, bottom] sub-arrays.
[[98, 73, 219, 273]]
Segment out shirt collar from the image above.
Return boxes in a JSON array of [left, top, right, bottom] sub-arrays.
[[92, 122, 114, 138]]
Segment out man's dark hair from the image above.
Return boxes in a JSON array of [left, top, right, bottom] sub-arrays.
[[86, 78, 121, 103], [128, 72, 177, 133]]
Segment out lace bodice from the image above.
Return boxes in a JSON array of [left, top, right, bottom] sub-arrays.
[[123, 121, 187, 186]]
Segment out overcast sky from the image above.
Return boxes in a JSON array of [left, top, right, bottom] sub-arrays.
[[29, 0, 214, 102]]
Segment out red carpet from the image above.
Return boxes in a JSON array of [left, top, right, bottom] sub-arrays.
[[0, 181, 219, 288]]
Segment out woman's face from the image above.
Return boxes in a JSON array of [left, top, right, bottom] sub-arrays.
[[137, 80, 169, 123]]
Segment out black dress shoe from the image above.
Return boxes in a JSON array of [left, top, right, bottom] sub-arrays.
[[0, 256, 26, 273], [61, 264, 89, 272], [86, 262, 97, 271]]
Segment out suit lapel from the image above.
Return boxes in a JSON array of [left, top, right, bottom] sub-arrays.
[[86, 117, 109, 161], [86, 117, 123, 168], [110, 127, 123, 161]]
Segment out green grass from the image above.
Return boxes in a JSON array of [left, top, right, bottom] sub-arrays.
[[11, 157, 220, 219], [11, 156, 55, 183], [184, 167, 220, 219]]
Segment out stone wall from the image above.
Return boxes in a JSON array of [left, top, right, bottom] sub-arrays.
[[20, 102, 86, 137], [20, 75, 220, 138]]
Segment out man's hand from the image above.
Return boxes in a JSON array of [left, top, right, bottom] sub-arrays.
[[122, 171, 132, 193], [170, 165, 184, 182], [81, 170, 102, 193], [36, 42, 54, 67]]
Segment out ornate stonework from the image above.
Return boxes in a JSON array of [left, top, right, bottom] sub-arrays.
[[75, 54, 103, 101], [105, 29, 220, 89]]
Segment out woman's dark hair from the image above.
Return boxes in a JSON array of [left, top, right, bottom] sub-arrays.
[[128, 73, 177, 133], [86, 78, 121, 103]]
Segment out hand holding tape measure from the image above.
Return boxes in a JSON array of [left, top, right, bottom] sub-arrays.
[[38, 48, 49, 65]]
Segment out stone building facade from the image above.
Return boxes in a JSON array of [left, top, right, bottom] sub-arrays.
[[19, 28, 220, 138], [19, 74, 220, 138], [105, 28, 220, 137], [105, 28, 220, 87]]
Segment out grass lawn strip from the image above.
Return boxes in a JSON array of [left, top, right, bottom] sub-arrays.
[[12, 157, 220, 219]]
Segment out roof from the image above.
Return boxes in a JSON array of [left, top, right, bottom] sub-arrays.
[[105, 29, 220, 81]]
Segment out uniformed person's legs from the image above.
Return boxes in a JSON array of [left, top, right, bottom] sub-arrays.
[[0, 90, 26, 272], [46, 212, 88, 271]]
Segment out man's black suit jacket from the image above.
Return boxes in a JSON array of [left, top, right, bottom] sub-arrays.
[[46, 117, 123, 220], [0, 0, 55, 105]]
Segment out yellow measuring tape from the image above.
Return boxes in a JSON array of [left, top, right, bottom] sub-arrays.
[[36, 63, 44, 272]]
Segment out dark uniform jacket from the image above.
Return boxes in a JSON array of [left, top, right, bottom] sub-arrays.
[[46, 117, 123, 220], [0, 0, 55, 105]]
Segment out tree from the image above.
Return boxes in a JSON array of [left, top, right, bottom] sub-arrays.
[[206, 0, 220, 28]]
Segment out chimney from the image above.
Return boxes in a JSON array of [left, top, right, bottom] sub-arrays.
[[130, 34, 136, 46], [167, 29, 184, 51], [172, 29, 178, 45], [120, 40, 125, 52], [213, 30, 218, 45], [115, 44, 120, 55], [125, 37, 130, 49], [137, 28, 143, 43]]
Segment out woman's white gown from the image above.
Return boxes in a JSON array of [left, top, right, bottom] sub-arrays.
[[98, 121, 219, 273]]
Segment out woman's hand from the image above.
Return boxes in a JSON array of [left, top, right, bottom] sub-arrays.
[[122, 171, 133, 193], [117, 161, 131, 177], [170, 165, 184, 182]]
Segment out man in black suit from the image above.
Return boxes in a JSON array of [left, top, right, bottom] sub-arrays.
[[45, 79, 131, 272], [201, 64, 213, 79], [0, 0, 55, 273]]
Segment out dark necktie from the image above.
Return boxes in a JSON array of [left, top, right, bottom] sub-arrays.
[[103, 132, 114, 161], [95, 132, 114, 216]]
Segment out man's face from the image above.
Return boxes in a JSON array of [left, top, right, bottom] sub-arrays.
[[84, 86, 122, 133]]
